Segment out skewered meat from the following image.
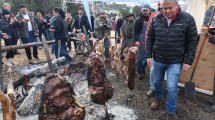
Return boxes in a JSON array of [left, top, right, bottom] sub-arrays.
[[122, 47, 138, 91], [38, 73, 85, 120], [87, 54, 114, 105], [127, 47, 138, 90], [110, 46, 122, 74]]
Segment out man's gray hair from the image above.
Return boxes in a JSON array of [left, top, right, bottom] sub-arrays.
[[161, 0, 178, 4], [3, 3, 10, 8]]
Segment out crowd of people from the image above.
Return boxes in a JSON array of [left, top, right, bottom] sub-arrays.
[[1, 0, 213, 119], [0, 3, 94, 64]]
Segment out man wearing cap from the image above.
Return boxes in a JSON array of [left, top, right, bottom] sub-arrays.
[[74, 7, 91, 33], [94, 11, 112, 62], [134, 4, 150, 79], [146, 0, 198, 119], [120, 13, 135, 59]]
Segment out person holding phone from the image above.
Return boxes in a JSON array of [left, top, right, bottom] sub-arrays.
[[16, 4, 39, 64], [0, 9, 18, 61]]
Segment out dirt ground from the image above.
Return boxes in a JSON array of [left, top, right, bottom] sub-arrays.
[[1, 38, 215, 120]]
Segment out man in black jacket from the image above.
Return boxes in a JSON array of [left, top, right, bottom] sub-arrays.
[[146, 0, 199, 119], [43, 12, 52, 41], [90, 12, 95, 31], [74, 7, 91, 33], [116, 14, 123, 37]]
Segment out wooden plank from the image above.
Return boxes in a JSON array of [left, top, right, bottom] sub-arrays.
[[179, 35, 215, 95], [1, 40, 55, 52]]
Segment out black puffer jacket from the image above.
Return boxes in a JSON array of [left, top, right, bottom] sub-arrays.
[[146, 11, 199, 65]]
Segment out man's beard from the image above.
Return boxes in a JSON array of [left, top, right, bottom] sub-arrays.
[[101, 16, 106, 20], [128, 19, 133, 22]]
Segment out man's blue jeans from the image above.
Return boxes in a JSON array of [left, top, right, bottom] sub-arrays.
[[137, 34, 146, 75], [149, 60, 155, 91], [154, 60, 182, 115]]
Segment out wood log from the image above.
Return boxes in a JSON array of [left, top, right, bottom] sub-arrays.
[[1, 40, 55, 52], [3, 57, 66, 93], [7, 79, 16, 120], [0, 91, 11, 120], [41, 36, 54, 72], [22, 57, 66, 77]]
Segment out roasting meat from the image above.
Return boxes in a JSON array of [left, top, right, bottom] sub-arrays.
[[87, 54, 114, 105], [122, 47, 138, 91], [38, 73, 85, 120], [110, 46, 122, 74]]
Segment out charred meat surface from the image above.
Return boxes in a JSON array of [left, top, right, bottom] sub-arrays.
[[38, 73, 85, 120], [87, 53, 114, 105]]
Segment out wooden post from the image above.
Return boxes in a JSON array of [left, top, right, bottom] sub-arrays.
[[0, 38, 3, 90], [41, 38, 54, 72]]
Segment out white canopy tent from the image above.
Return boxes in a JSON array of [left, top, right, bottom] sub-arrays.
[[186, 0, 214, 33]]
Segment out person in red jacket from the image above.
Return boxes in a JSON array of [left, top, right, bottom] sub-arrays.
[[145, 0, 163, 97]]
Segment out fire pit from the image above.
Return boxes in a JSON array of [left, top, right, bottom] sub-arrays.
[[0, 60, 137, 120]]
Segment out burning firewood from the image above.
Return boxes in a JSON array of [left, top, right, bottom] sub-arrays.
[[87, 53, 114, 119], [38, 73, 85, 120]]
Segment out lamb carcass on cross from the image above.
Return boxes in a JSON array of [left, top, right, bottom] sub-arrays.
[[87, 51, 114, 118], [122, 47, 138, 91], [110, 45, 122, 74]]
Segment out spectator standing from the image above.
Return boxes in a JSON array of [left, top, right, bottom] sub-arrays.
[[50, 7, 73, 63], [16, 5, 39, 63], [146, 0, 199, 119], [94, 11, 112, 62], [0, 9, 18, 61]]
